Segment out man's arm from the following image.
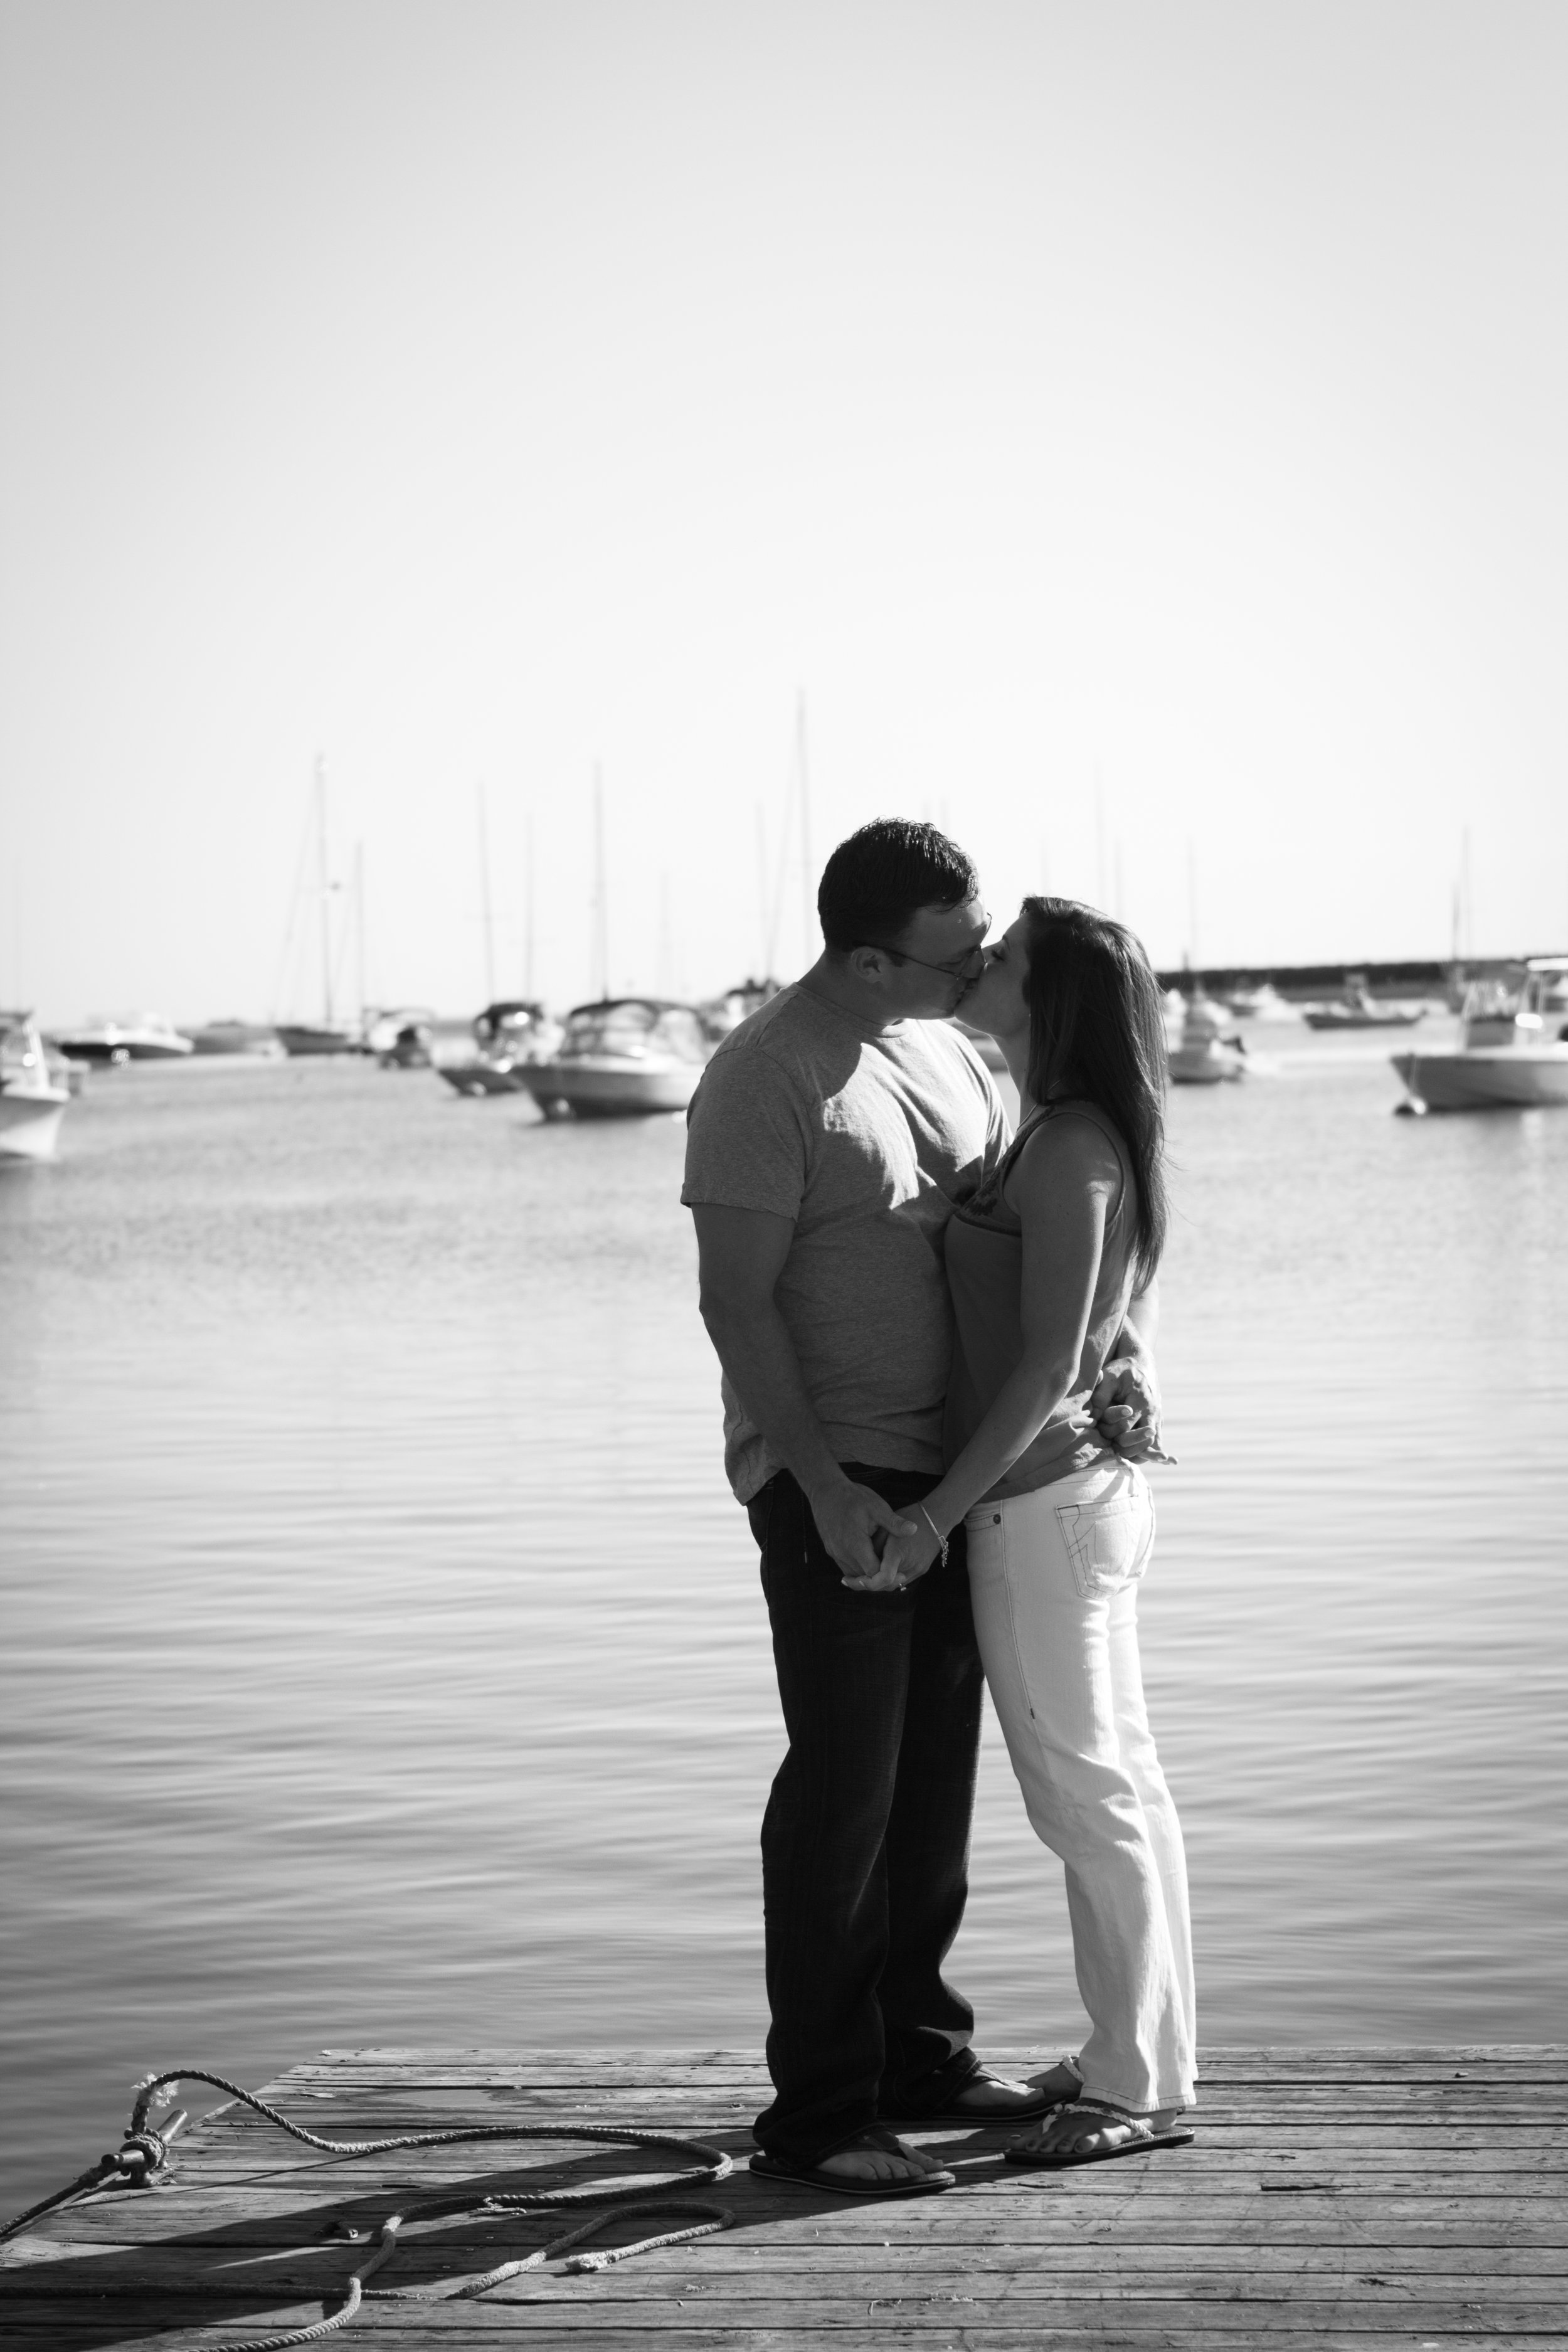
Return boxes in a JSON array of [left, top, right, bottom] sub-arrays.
[[690, 1202, 918, 1577]]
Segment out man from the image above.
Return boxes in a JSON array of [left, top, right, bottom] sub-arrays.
[[682, 819, 1150, 2195]]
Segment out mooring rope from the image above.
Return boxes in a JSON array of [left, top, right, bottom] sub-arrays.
[[1, 2067, 736, 2351]]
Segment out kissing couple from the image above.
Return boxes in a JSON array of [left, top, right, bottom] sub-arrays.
[[682, 817, 1195, 2195]]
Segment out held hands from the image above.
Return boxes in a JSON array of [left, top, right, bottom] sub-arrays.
[[1089, 1355, 1176, 1466], [842, 1513, 943, 1596], [810, 1478, 923, 1587]]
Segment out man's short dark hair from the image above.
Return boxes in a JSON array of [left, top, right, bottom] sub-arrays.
[[817, 819, 978, 953]]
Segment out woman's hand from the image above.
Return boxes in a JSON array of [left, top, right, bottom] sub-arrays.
[[842, 1517, 942, 1595]]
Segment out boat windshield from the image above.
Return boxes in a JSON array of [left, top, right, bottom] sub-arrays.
[[1462, 978, 1519, 1020]]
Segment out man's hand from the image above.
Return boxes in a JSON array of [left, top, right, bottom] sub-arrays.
[[843, 1515, 941, 1595], [1088, 1354, 1173, 1464], [809, 1479, 919, 1582]]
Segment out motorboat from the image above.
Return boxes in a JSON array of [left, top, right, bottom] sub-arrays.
[[1167, 993, 1248, 1084], [439, 1001, 562, 1097], [361, 1005, 438, 1069], [1303, 976, 1425, 1030], [1, 1012, 72, 1158], [276, 1021, 366, 1056], [1392, 960, 1568, 1113], [518, 997, 711, 1118], [48, 1012, 194, 1064], [696, 978, 782, 1044], [187, 1019, 285, 1057], [1221, 982, 1300, 1023]]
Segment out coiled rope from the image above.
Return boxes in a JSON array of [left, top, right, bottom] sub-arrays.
[[1, 2067, 735, 2351]]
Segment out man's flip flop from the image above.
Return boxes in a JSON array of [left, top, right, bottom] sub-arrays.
[[881, 2062, 1070, 2127], [1005, 2103, 1194, 2169], [750, 2125, 956, 2198]]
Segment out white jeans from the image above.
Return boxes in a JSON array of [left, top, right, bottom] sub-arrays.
[[966, 1456, 1197, 2115]]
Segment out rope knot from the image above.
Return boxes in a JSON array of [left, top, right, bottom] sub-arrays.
[[115, 2129, 168, 2180]]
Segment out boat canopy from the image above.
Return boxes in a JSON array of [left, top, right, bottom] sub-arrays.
[[562, 999, 709, 1061], [475, 999, 548, 1044]]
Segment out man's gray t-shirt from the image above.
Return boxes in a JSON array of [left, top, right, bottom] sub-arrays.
[[682, 983, 1008, 1502]]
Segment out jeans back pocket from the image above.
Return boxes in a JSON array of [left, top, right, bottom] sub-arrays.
[[1054, 1490, 1153, 1599]]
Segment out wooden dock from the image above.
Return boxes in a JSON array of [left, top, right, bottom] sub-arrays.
[[3, 2045, 1563, 2347]]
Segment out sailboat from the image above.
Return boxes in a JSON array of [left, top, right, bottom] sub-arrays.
[[277, 766, 365, 1056], [1167, 991, 1249, 1084]]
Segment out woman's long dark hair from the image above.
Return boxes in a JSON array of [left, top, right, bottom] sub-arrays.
[[1020, 896, 1168, 1289]]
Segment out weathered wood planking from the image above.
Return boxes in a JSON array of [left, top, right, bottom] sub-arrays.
[[3, 2046, 1564, 2348]]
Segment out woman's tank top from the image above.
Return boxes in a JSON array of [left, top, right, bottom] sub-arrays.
[[943, 1098, 1140, 1500]]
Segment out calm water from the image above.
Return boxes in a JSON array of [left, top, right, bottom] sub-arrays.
[[3, 1030, 1565, 2211]]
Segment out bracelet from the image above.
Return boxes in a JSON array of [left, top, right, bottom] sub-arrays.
[[919, 1505, 949, 1568]]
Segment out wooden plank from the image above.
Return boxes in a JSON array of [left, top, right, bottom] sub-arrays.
[[27, 2191, 1568, 2245], [2, 2297, 1562, 2334], [4, 2321, 1566, 2352], [9, 2235, 1568, 2287]]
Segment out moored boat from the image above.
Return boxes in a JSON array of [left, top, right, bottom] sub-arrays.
[[276, 1022, 366, 1057], [518, 998, 710, 1118], [187, 1019, 285, 1057], [696, 978, 782, 1043], [1167, 992, 1248, 1084], [363, 1005, 438, 1067], [438, 1000, 562, 1097], [1221, 981, 1300, 1023], [1303, 976, 1425, 1030], [1, 1012, 72, 1158], [1393, 960, 1568, 1112], [48, 1013, 194, 1064]]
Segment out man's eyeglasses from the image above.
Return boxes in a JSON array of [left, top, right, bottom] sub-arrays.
[[859, 942, 988, 980]]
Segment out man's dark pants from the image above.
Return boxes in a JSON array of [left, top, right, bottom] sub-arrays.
[[745, 1461, 985, 2161]]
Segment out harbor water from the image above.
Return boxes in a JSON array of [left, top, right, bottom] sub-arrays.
[[3, 1027, 1565, 2213]]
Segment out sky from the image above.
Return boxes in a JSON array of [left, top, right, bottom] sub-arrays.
[[3, 0, 1565, 1022]]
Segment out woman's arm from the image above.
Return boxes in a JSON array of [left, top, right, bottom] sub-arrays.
[[845, 1120, 1119, 1592]]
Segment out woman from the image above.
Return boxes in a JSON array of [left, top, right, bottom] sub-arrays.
[[872, 895, 1196, 2166]]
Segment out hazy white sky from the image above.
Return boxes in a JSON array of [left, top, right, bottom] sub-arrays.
[[3, 0, 1565, 1020]]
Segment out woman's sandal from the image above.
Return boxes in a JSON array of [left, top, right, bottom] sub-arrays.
[[1005, 2099, 1195, 2169]]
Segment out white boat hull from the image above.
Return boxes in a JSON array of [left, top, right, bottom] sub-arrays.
[[52, 1026, 194, 1062], [0, 1088, 69, 1159], [1392, 1047, 1568, 1111], [1168, 1032, 1248, 1084], [519, 1056, 703, 1117]]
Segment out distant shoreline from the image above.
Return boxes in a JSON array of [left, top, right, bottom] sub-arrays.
[[1152, 952, 1561, 997]]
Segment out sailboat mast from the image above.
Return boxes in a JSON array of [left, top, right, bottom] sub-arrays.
[[797, 692, 813, 970], [1186, 839, 1200, 980], [477, 783, 497, 1004], [755, 805, 770, 982], [523, 808, 535, 1000], [315, 759, 333, 1030], [354, 841, 367, 1025], [592, 765, 608, 1001]]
